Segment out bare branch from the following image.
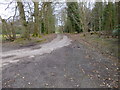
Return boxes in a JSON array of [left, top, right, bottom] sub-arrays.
[[5, 0, 14, 11], [13, 6, 18, 21]]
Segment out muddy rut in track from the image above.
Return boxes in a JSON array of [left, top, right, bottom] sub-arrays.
[[2, 34, 72, 67]]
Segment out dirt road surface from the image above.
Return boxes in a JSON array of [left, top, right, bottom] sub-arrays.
[[2, 34, 119, 88]]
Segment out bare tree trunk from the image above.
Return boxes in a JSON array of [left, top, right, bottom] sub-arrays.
[[43, 2, 47, 34], [17, 2, 30, 39], [118, 2, 120, 26], [10, 22, 16, 39], [33, 2, 39, 37], [118, 1, 120, 42]]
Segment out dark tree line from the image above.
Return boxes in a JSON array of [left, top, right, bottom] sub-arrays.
[[64, 1, 120, 37]]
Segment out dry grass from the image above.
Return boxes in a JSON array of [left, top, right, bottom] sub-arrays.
[[67, 32, 119, 59]]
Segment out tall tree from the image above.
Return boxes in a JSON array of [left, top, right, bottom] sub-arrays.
[[79, 2, 92, 32], [10, 22, 16, 39], [92, 2, 104, 31], [42, 2, 55, 34], [118, 1, 120, 27], [17, 2, 30, 39], [66, 2, 82, 33], [102, 2, 116, 33], [33, 2, 40, 37]]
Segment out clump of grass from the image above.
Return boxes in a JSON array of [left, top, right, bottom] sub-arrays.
[[13, 37, 46, 46], [38, 35, 42, 38], [14, 38, 26, 43], [36, 39, 46, 43], [13, 38, 28, 45], [82, 33, 119, 58]]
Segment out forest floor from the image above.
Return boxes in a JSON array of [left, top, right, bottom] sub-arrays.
[[66, 33, 119, 59], [2, 33, 119, 88]]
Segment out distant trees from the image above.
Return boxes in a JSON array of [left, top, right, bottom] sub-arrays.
[[64, 1, 119, 36], [1, 1, 119, 41], [1, 1, 55, 41], [91, 1, 119, 35]]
